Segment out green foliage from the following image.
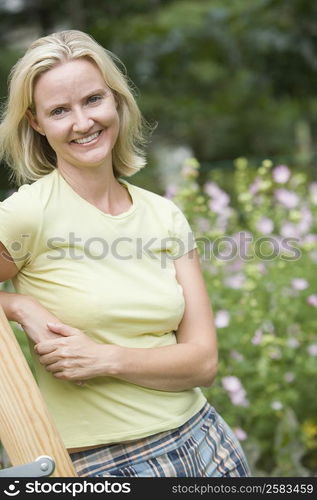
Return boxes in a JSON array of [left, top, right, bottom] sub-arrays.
[[90, 0, 317, 165], [170, 156, 317, 476]]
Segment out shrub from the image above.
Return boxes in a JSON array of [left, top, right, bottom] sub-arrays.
[[169, 157, 317, 476]]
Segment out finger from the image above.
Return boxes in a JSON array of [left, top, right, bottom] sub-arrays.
[[52, 371, 66, 379], [45, 361, 62, 373], [35, 342, 58, 355], [52, 371, 84, 383], [39, 353, 60, 366], [47, 322, 81, 337]]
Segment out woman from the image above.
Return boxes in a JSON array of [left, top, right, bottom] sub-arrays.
[[0, 30, 250, 477]]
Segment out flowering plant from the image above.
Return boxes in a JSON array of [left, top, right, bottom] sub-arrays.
[[169, 157, 317, 476]]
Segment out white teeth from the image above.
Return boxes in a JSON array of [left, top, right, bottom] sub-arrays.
[[73, 132, 100, 144]]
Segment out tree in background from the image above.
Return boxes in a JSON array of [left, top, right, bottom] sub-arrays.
[[0, 0, 317, 191]]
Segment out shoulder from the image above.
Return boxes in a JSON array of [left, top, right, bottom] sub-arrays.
[[0, 174, 57, 270], [124, 180, 183, 215], [0, 171, 57, 230], [1, 170, 56, 211]]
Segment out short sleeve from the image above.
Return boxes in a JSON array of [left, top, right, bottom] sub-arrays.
[[0, 187, 41, 271], [168, 200, 197, 258]]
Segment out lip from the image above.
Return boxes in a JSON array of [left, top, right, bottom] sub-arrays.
[[70, 130, 103, 146]]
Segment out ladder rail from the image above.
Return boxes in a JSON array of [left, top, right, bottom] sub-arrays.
[[0, 305, 77, 477]]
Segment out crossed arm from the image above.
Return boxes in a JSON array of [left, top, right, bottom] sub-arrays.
[[1, 243, 218, 392]]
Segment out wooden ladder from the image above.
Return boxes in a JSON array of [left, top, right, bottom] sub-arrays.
[[0, 305, 77, 477]]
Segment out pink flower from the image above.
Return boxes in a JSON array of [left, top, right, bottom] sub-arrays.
[[224, 273, 246, 289], [307, 343, 317, 356], [291, 278, 308, 290], [222, 376, 249, 407], [230, 350, 244, 361], [215, 310, 230, 328], [272, 165, 291, 184], [297, 206, 313, 234], [164, 184, 177, 199], [257, 262, 267, 275], [217, 208, 234, 231], [275, 188, 299, 209], [249, 177, 261, 195], [222, 376, 242, 393], [251, 329, 263, 345], [234, 428, 248, 441], [307, 294, 317, 307], [280, 222, 300, 238], [256, 217, 274, 234], [205, 182, 231, 215], [208, 193, 230, 215], [227, 258, 244, 272], [303, 234, 317, 245], [204, 181, 222, 198], [230, 390, 249, 407]]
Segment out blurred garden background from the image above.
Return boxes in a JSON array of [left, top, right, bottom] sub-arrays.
[[0, 0, 316, 477]]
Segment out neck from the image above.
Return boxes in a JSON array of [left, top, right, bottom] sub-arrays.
[[57, 163, 131, 215]]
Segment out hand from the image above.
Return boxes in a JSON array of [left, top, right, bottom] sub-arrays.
[[34, 322, 110, 382]]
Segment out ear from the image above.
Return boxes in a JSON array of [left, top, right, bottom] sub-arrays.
[[25, 109, 45, 136]]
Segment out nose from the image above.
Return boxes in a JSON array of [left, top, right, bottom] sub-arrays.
[[72, 108, 94, 134]]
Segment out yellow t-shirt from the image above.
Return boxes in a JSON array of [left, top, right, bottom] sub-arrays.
[[0, 169, 207, 448]]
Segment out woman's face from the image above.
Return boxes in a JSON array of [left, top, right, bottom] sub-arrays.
[[28, 58, 120, 172]]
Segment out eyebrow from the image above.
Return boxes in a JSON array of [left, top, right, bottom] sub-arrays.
[[44, 88, 108, 113]]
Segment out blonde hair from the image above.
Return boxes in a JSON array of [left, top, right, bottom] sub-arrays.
[[0, 30, 147, 186]]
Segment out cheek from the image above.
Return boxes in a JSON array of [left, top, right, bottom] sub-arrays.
[[44, 123, 70, 145], [98, 107, 120, 139], [97, 104, 119, 125]]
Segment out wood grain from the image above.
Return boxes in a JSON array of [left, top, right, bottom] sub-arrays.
[[0, 305, 77, 476]]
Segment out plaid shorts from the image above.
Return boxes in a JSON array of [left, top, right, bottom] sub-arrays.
[[70, 401, 251, 477]]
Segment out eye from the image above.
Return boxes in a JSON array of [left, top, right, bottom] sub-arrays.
[[51, 107, 66, 117], [87, 95, 103, 104]]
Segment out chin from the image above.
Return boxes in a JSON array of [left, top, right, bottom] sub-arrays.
[[74, 152, 112, 169]]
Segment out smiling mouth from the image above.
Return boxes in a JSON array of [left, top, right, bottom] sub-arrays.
[[72, 130, 102, 145]]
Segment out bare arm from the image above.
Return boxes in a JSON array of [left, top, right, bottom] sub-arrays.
[[36, 249, 218, 391]]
